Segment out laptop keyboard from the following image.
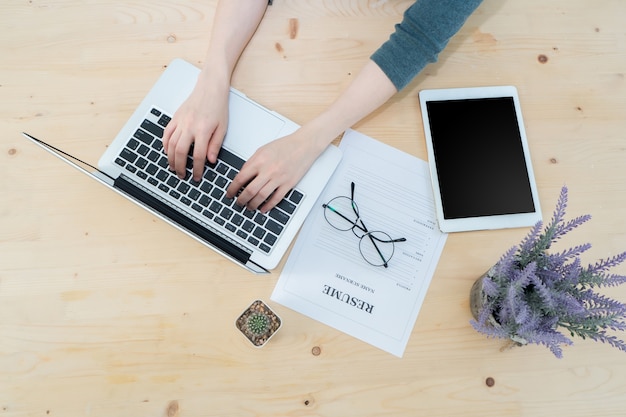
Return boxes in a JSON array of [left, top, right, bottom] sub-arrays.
[[112, 107, 304, 255]]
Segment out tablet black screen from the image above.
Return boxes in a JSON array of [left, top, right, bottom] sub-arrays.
[[425, 97, 536, 219]]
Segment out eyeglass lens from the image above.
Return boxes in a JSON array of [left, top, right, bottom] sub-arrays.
[[323, 196, 359, 231], [359, 230, 395, 266], [324, 196, 396, 266]]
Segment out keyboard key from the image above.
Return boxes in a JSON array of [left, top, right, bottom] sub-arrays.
[[220, 207, 233, 221], [266, 219, 284, 236], [277, 198, 296, 214], [209, 201, 221, 213], [148, 150, 160, 162], [156, 169, 168, 182], [268, 208, 289, 225], [136, 157, 148, 170], [254, 213, 267, 225], [138, 144, 150, 156], [232, 203, 245, 213], [204, 170, 217, 182], [217, 148, 245, 170], [200, 182, 213, 194], [120, 148, 138, 163], [211, 188, 224, 200], [264, 233, 277, 246], [289, 190, 304, 204], [141, 119, 164, 138], [166, 176, 180, 188], [146, 163, 158, 176], [216, 163, 228, 175], [158, 114, 171, 127], [231, 214, 244, 226], [252, 226, 266, 240], [177, 182, 191, 195], [215, 176, 228, 189], [199, 195, 211, 207], [242, 220, 255, 233], [188, 189, 201, 201], [157, 156, 169, 168], [128, 138, 140, 150], [134, 128, 153, 145]]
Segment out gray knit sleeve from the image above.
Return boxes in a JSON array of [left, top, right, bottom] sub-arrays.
[[370, 0, 483, 91]]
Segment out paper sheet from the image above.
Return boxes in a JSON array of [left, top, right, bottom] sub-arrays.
[[271, 129, 447, 357]]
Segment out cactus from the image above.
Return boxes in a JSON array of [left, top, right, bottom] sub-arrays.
[[246, 312, 270, 336]]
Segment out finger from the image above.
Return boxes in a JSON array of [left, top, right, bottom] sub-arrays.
[[246, 182, 277, 212], [174, 135, 192, 178], [162, 119, 177, 152], [192, 143, 206, 181], [207, 125, 227, 164], [166, 128, 182, 171], [226, 168, 257, 200], [259, 186, 289, 213]]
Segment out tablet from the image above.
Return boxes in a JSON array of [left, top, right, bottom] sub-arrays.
[[419, 86, 541, 233]]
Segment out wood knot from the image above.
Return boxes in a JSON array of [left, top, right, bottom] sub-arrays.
[[485, 377, 495, 387], [537, 54, 548, 64], [288, 18, 299, 39], [311, 346, 321, 356], [166, 400, 179, 417], [8, 148, 17, 156]]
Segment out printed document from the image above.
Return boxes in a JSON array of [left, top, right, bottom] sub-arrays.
[[271, 129, 447, 357]]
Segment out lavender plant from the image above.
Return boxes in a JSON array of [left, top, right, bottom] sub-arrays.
[[470, 186, 626, 358]]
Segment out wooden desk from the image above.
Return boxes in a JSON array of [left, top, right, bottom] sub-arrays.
[[2, 1, 626, 416]]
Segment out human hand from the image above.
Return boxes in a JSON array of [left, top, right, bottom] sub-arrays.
[[162, 78, 230, 181], [226, 129, 325, 212]]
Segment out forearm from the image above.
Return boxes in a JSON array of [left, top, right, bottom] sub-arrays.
[[300, 60, 397, 153], [198, 0, 269, 86], [371, 0, 483, 90]]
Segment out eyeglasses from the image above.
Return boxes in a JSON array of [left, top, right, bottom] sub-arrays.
[[322, 182, 406, 268]]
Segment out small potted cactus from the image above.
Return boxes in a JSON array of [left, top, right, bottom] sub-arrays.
[[235, 299, 282, 347]]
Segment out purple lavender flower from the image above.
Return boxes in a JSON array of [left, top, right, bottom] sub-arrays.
[[470, 186, 626, 358]]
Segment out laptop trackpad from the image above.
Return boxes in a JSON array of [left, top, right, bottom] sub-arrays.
[[223, 91, 286, 159]]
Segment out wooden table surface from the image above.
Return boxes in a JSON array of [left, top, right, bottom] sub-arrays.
[[2, 1, 626, 416]]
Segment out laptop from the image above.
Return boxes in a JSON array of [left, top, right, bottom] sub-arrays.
[[23, 58, 343, 273]]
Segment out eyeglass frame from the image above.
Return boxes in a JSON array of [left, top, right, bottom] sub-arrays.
[[321, 181, 406, 268]]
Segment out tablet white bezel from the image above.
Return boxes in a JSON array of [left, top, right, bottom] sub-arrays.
[[419, 85, 541, 233]]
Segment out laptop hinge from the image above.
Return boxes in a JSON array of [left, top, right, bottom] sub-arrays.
[[113, 175, 252, 265]]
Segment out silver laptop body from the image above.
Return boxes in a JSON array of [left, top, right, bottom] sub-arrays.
[[25, 59, 342, 273]]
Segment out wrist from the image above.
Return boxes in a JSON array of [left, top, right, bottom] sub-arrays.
[[298, 117, 344, 154]]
